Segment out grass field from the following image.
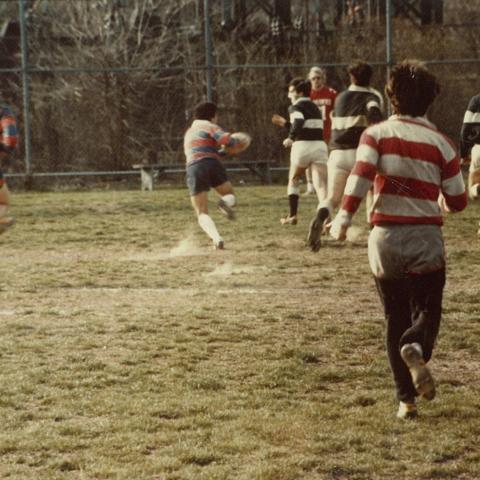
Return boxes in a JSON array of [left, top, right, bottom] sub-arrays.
[[0, 185, 479, 480]]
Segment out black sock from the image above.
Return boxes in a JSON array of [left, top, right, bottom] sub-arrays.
[[288, 194, 299, 217], [316, 207, 329, 222]]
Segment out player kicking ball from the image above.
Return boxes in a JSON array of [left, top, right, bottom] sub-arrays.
[[329, 60, 467, 419], [183, 101, 250, 250]]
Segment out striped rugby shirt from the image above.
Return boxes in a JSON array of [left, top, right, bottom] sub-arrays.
[[0, 106, 18, 186], [184, 119, 241, 166], [287, 97, 324, 141], [337, 115, 467, 226], [0, 106, 18, 156], [460, 93, 480, 159], [330, 85, 383, 150]]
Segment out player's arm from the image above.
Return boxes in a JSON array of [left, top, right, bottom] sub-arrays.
[[287, 108, 305, 140], [439, 152, 467, 211], [272, 114, 290, 129], [365, 96, 384, 125]]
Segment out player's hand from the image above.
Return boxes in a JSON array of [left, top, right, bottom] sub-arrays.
[[437, 193, 451, 213], [272, 114, 287, 128], [327, 220, 348, 241], [282, 138, 293, 148]]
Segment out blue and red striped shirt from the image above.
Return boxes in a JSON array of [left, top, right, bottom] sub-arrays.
[[184, 119, 241, 165]]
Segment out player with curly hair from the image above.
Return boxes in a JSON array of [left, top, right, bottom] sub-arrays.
[[329, 60, 467, 419]]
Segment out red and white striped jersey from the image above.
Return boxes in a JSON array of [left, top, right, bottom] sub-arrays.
[[340, 115, 467, 225]]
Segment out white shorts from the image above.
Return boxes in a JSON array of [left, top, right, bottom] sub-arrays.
[[290, 140, 328, 169], [469, 144, 480, 172], [328, 148, 357, 176]]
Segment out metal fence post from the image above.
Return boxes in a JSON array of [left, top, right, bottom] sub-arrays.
[[18, 0, 33, 186], [204, 0, 213, 102], [385, 0, 393, 116]]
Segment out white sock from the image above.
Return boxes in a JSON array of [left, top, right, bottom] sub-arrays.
[[221, 193, 236, 207], [306, 182, 315, 193], [198, 213, 221, 243], [287, 185, 300, 196]]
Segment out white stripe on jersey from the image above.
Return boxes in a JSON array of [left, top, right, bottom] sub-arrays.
[[331, 115, 368, 130], [366, 100, 380, 110], [290, 111, 304, 121], [304, 118, 324, 129], [442, 171, 467, 196], [386, 118, 457, 162], [344, 173, 372, 197], [463, 111, 480, 123]]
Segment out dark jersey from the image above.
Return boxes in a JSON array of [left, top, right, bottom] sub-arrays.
[[460, 94, 480, 159], [330, 85, 383, 150], [288, 97, 324, 142]]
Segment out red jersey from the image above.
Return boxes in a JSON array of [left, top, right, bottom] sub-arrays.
[[310, 86, 337, 143]]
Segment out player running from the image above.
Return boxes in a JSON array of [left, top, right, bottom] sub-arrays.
[[460, 93, 480, 234], [183, 102, 246, 250], [278, 78, 328, 225], [329, 60, 467, 419], [307, 60, 383, 251], [0, 105, 18, 234]]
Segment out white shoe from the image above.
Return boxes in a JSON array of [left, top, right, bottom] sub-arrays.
[[396, 401, 417, 419], [400, 343, 435, 400]]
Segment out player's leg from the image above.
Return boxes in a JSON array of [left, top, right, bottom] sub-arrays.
[[397, 225, 446, 401], [0, 178, 15, 234], [311, 163, 328, 205], [214, 180, 236, 220], [303, 165, 315, 195], [306, 150, 329, 251], [368, 225, 418, 416], [190, 192, 224, 249], [186, 159, 224, 249], [281, 146, 305, 225]]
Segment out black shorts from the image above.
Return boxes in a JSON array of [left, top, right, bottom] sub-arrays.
[[186, 158, 228, 196]]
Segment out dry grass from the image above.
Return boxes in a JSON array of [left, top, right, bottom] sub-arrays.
[[0, 186, 479, 480]]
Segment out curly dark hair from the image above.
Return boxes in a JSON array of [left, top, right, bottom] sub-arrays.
[[193, 102, 217, 121], [289, 77, 312, 97], [347, 60, 373, 87], [385, 60, 440, 116]]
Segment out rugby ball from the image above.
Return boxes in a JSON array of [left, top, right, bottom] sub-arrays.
[[223, 132, 251, 155]]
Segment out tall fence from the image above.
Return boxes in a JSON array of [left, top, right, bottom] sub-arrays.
[[1, 0, 479, 187]]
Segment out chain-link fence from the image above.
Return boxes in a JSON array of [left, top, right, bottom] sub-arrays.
[[1, 0, 479, 187]]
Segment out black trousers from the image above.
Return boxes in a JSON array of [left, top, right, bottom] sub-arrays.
[[374, 268, 446, 402]]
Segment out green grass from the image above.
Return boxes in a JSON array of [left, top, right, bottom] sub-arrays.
[[0, 186, 479, 479]]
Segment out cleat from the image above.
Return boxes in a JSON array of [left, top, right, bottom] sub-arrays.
[[218, 199, 235, 220], [280, 215, 297, 225], [0, 216, 16, 235], [400, 343, 435, 401], [307, 208, 329, 252], [396, 401, 418, 420], [213, 239, 224, 250]]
